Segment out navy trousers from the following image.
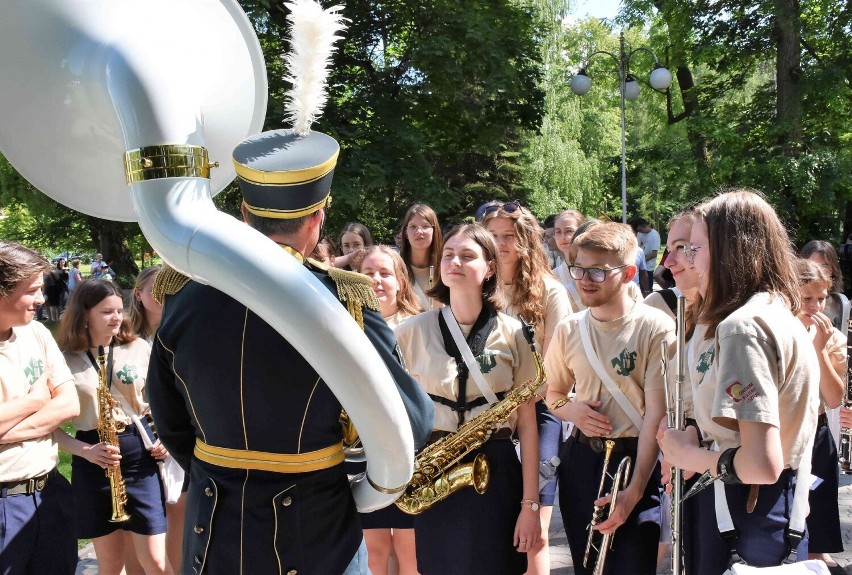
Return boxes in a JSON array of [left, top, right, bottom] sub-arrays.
[[558, 436, 661, 575], [689, 469, 809, 575], [0, 469, 77, 575]]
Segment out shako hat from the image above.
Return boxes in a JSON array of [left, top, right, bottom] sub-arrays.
[[233, 130, 338, 219], [232, 0, 346, 220]]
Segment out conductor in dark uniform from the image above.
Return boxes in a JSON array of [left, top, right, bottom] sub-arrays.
[[146, 125, 433, 575]]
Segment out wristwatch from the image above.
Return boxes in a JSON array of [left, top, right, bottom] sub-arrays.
[[521, 499, 541, 511]]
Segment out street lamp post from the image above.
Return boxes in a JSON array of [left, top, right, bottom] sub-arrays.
[[570, 32, 672, 224]]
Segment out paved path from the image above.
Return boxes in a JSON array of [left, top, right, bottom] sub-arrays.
[[77, 474, 852, 574]]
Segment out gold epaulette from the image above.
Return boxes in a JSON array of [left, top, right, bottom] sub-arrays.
[[151, 265, 191, 304], [308, 258, 380, 329]]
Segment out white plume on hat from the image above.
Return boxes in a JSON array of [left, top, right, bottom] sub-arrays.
[[282, 0, 347, 138]]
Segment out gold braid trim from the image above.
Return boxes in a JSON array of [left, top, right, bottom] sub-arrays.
[[151, 265, 191, 304], [324, 265, 380, 330]]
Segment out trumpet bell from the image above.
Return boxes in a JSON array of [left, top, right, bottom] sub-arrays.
[[0, 0, 267, 221]]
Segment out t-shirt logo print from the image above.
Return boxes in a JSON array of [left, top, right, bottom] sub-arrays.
[[476, 351, 498, 374], [24, 357, 45, 385], [611, 348, 638, 376], [116, 364, 138, 385], [696, 346, 715, 385]]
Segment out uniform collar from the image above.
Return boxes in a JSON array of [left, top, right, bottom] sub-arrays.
[[276, 243, 304, 264]]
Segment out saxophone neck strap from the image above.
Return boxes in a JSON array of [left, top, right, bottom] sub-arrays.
[[439, 306, 500, 414], [86, 343, 114, 388]]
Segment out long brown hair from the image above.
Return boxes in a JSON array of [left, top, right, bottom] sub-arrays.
[[400, 203, 443, 279], [428, 224, 506, 311], [56, 280, 138, 353], [355, 246, 422, 317], [128, 265, 162, 340], [694, 189, 800, 336], [481, 205, 552, 327]]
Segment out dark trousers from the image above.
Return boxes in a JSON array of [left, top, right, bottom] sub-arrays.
[[690, 469, 808, 575], [0, 469, 77, 575], [807, 420, 842, 553], [558, 436, 661, 575]]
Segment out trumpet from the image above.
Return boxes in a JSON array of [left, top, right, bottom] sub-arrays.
[[662, 296, 687, 575], [583, 440, 632, 575]]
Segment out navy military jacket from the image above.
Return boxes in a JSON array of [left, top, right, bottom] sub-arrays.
[[147, 265, 433, 575]]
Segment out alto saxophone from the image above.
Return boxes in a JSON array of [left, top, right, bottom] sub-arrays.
[[396, 321, 545, 515], [96, 345, 131, 523]]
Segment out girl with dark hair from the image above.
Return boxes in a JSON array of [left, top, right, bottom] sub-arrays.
[[795, 259, 846, 571], [400, 203, 444, 310], [481, 202, 569, 574], [800, 240, 847, 333], [395, 223, 540, 574], [54, 280, 169, 575], [659, 190, 820, 573], [335, 222, 373, 270]]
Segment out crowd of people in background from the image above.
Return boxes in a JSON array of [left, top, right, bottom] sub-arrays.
[[3, 189, 852, 574]]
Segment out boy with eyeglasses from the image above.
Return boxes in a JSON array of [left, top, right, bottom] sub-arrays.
[[544, 222, 674, 575]]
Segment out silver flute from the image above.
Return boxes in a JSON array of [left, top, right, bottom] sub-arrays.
[[661, 295, 686, 575]]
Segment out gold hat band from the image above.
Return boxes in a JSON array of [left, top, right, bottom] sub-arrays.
[[233, 148, 339, 185]]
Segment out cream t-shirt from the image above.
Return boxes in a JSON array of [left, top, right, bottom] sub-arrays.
[[0, 322, 74, 481], [693, 293, 820, 470], [64, 337, 153, 431], [503, 274, 570, 353], [410, 265, 442, 311], [395, 309, 538, 433], [545, 302, 675, 437]]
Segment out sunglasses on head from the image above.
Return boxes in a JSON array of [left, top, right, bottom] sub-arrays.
[[481, 200, 522, 219]]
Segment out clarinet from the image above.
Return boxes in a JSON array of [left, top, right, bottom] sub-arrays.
[[840, 318, 852, 475]]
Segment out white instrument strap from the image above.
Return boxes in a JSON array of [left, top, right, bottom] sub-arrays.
[[566, 282, 587, 311], [441, 306, 499, 405], [713, 432, 815, 539], [131, 414, 154, 450], [836, 292, 850, 338], [578, 310, 644, 431]]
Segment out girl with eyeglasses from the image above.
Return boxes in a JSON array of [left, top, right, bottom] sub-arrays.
[[480, 202, 569, 574], [658, 190, 820, 573], [552, 209, 585, 303], [394, 224, 541, 575], [400, 203, 444, 311]]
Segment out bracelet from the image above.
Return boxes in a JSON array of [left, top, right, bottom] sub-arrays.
[[520, 499, 541, 511], [716, 446, 742, 485]]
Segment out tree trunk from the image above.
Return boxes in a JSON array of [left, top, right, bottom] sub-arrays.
[[773, 0, 803, 154], [86, 216, 139, 281], [654, 0, 711, 181]]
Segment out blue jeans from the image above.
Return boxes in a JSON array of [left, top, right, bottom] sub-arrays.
[[342, 538, 369, 575]]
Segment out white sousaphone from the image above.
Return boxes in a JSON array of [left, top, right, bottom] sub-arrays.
[[0, 0, 413, 511]]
